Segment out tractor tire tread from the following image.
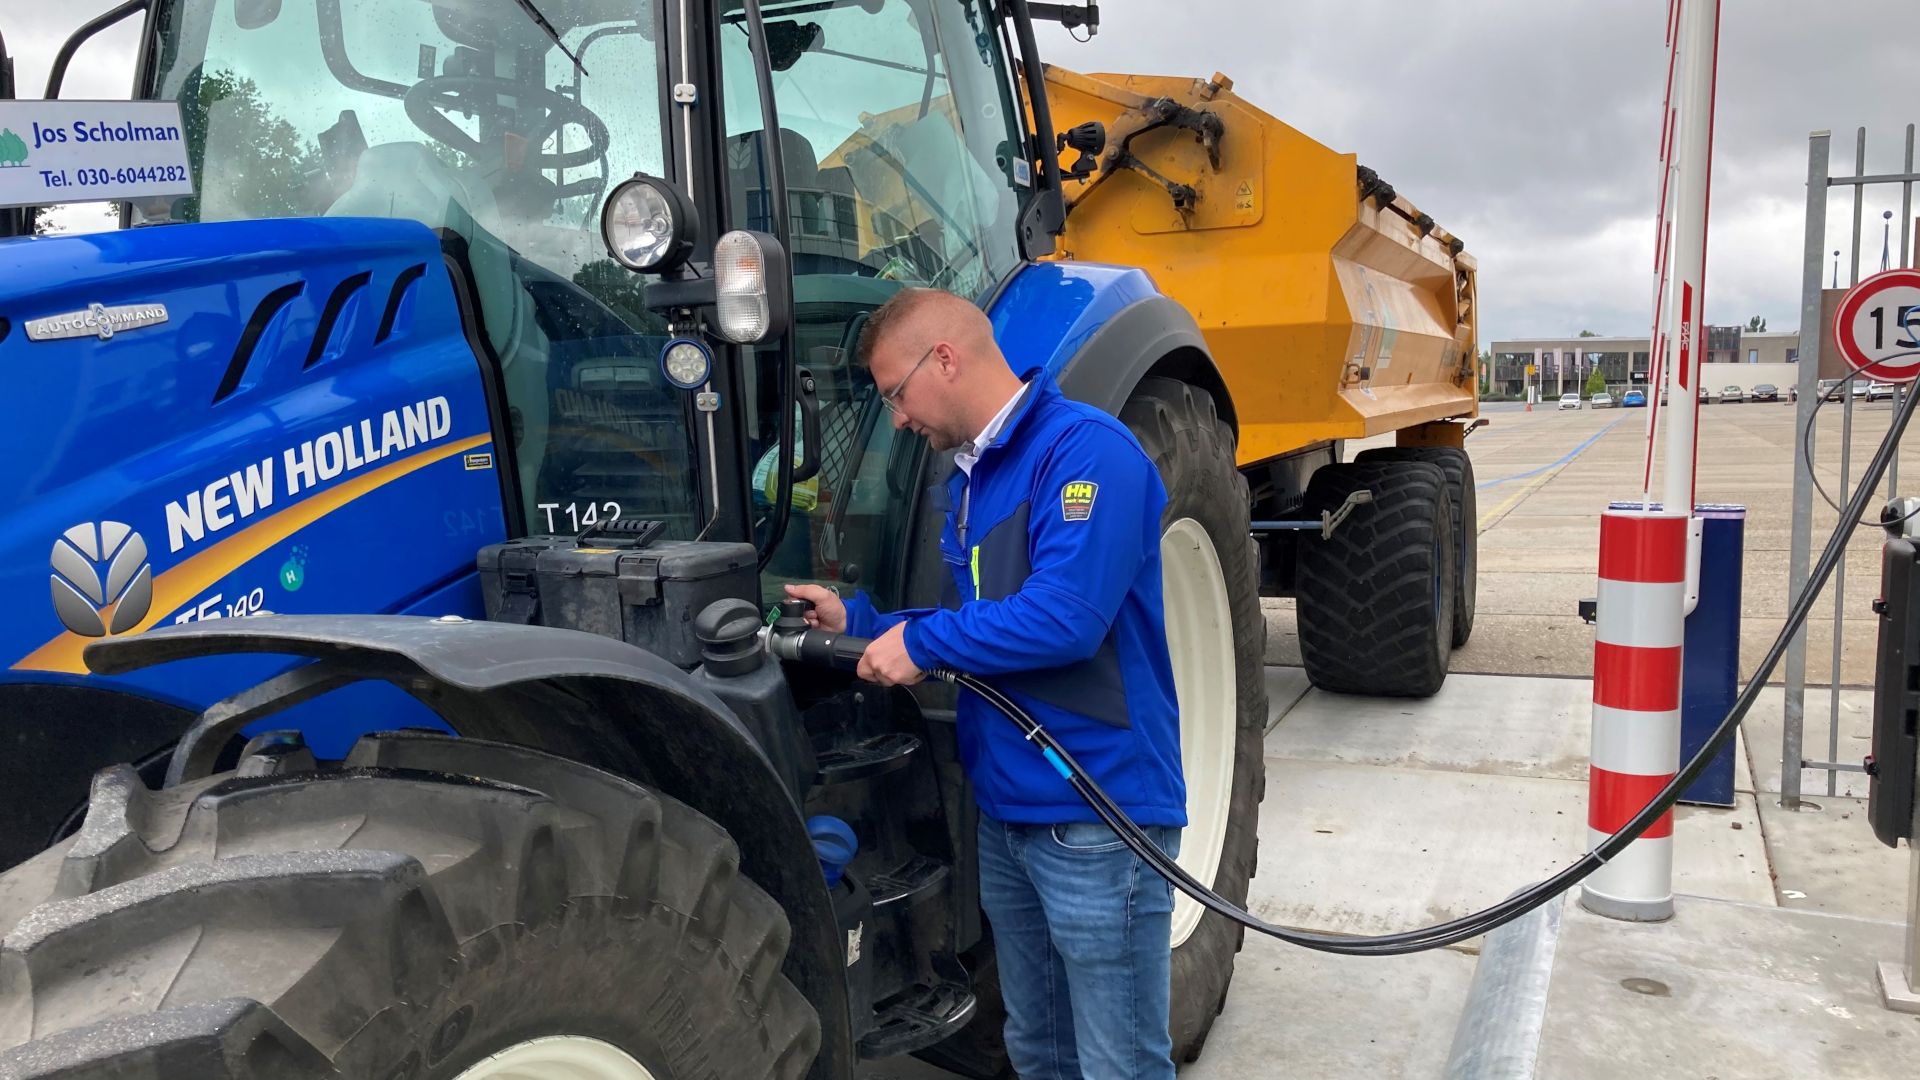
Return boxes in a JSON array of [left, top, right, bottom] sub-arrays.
[[0, 732, 819, 1080]]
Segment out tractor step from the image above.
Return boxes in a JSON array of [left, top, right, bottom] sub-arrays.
[[856, 980, 978, 1059], [868, 854, 948, 908], [813, 732, 920, 785]]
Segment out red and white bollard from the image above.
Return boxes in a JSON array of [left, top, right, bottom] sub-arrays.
[[1582, 508, 1688, 921]]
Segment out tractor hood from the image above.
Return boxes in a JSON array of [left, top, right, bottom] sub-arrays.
[[0, 218, 505, 738]]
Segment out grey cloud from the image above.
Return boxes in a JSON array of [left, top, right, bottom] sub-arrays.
[[1039, 1, 1920, 344], [6, 1, 1916, 344]]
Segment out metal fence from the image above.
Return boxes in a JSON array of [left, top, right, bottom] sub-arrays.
[[1781, 125, 1917, 808]]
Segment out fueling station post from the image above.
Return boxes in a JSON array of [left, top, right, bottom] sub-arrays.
[[1581, 0, 1719, 921]]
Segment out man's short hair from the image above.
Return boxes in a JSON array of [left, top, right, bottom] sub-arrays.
[[855, 287, 952, 369]]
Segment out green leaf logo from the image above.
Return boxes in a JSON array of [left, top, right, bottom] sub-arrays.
[[0, 129, 28, 167]]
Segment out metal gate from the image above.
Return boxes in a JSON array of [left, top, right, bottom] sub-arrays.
[[1782, 125, 1918, 808]]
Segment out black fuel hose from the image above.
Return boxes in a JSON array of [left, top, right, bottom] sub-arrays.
[[790, 382, 1919, 954]]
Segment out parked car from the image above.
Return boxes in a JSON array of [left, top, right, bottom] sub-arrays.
[[1867, 382, 1897, 402], [1720, 385, 1744, 404], [1558, 392, 1583, 410], [1750, 384, 1779, 402], [1853, 379, 1870, 400], [1698, 385, 1713, 404], [1622, 389, 1647, 407], [1818, 378, 1845, 401], [1591, 391, 1615, 408]]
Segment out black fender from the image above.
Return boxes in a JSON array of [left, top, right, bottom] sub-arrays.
[[81, 615, 854, 1080], [1053, 292, 1238, 435]]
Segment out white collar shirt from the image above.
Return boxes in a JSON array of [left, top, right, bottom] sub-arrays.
[[954, 382, 1027, 478]]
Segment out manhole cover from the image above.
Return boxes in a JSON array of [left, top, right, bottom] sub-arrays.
[[1620, 977, 1670, 997]]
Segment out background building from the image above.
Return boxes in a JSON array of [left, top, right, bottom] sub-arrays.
[[1488, 329, 1801, 397]]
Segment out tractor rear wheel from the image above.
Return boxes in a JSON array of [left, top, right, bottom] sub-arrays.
[[1355, 445, 1477, 647], [1122, 378, 1268, 1062], [0, 731, 820, 1080], [912, 377, 1268, 1076], [1294, 459, 1456, 697]]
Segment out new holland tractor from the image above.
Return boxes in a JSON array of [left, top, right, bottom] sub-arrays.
[[0, 1, 1478, 1076]]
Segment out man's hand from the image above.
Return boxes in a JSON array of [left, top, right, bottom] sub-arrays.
[[857, 622, 925, 686], [783, 583, 846, 633]]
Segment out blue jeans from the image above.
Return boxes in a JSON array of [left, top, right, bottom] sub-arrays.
[[976, 815, 1183, 1080]]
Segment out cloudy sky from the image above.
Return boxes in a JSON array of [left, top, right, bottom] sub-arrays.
[[7, 1, 1918, 345]]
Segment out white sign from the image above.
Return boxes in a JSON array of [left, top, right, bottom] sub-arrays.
[[0, 100, 195, 211], [1833, 268, 1920, 384]]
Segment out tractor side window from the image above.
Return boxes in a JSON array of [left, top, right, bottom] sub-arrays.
[[719, 0, 1023, 295], [720, 0, 1024, 608]]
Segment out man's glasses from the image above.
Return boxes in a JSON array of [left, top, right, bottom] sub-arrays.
[[882, 343, 937, 415]]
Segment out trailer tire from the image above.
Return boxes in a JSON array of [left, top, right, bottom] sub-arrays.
[[1355, 445, 1477, 646], [0, 732, 821, 1080], [1295, 459, 1456, 697]]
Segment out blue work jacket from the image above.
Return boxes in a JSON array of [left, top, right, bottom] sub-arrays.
[[844, 369, 1187, 827]]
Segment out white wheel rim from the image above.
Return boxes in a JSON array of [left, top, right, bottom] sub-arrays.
[[1161, 517, 1238, 949], [453, 1035, 659, 1080]]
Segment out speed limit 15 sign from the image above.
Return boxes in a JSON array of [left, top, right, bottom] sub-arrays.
[[1834, 268, 1920, 383]]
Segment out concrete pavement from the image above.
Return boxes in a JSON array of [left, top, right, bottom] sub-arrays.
[[866, 397, 1919, 1079]]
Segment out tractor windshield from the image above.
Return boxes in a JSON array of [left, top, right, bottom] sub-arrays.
[[143, 0, 699, 537]]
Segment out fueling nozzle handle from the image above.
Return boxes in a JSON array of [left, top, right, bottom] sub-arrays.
[[800, 630, 872, 671], [769, 598, 871, 671]]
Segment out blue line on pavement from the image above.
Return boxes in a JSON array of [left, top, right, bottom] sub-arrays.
[[1474, 417, 1626, 490]]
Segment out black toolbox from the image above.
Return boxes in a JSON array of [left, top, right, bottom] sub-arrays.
[[478, 520, 759, 669]]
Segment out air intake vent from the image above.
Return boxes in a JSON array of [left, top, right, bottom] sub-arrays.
[[304, 271, 371, 370], [214, 282, 305, 404], [375, 263, 428, 345]]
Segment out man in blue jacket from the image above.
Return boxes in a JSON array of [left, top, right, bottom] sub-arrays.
[[786, 287, 1186, 1080]]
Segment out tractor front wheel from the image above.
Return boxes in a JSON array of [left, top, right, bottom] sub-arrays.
[[0, 732, 820, 1080]]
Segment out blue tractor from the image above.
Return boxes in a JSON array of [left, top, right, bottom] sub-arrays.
[[0, 2, 1279, 1076]]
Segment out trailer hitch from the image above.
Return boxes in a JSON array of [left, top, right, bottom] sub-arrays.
[[1249, 489, 1374, 541]]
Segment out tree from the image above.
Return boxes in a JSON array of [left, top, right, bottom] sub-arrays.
[[0, 128, 27, 167], [1747, 315, 1767, 332], [33, 201, 120, 237], [1585, 369, 1607, 399], [174, 67, 321, 222], [572, 259, 669, 334], [1577, 329, 1598, 337]]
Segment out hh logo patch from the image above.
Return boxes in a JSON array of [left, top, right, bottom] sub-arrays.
[[1061, 481, 1098, 521]]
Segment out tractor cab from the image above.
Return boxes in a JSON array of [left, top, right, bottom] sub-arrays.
[[0, 4, 1297, 1076], [96, 0, 1039, 611]]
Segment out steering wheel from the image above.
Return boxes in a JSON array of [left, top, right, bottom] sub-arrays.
[[404, 75, 611, 179]]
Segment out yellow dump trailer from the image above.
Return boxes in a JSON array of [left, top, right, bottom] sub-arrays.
[[1045, 67, 1480, 460], [1042, 66, 1482, 696]]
